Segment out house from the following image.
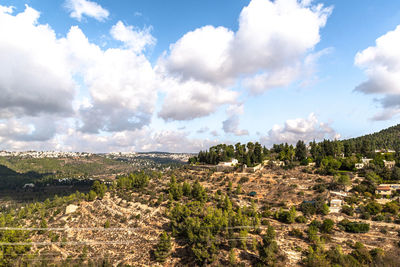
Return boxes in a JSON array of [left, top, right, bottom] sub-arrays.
[[375, 185, 392, 196], [355, 163, 364, 169], [330, 199, 342, 208], [385, 184, 400, 190], [329, 199, 343, 213], [361, 158, 373, 166], [218, 158, 238, 167], [383, 160, 396, 169]]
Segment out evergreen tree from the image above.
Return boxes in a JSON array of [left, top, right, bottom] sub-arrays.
[[295, 140, 307, 162], [154, 232, 172, 263]]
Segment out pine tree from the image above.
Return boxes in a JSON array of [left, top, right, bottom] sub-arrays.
[[154, 232, 172, 263]]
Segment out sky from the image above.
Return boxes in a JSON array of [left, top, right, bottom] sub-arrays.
[[0, 0, 400, 153]]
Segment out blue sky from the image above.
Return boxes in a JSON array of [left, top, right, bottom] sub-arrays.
[[0, 0, 400, 152]]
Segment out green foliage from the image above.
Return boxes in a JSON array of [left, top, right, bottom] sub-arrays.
[[320, 219, 334, 234], [87, 190, 97, 201], [258, 226, 283, 266], [92, 181, 107, 198], [364, 201, 382, 216], [295, 140, 308, 162], [320, 156, 342, 175], [228, 249, 236, 265], [341, 205, 354, 216], [383, 201, 399, 214], [295, 215, 307, 223], [154, 232, 172, 263], [300, 200, 329, 217], [116, 172, 149, 190], [190, 142, 266, 166], [277, 207, 296, 224], [338, 220, 370, 233]]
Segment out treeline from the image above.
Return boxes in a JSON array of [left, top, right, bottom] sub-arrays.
[[188, 124, 400, 178], [189, 143, 268, 167], [342, 124, 400, 154]]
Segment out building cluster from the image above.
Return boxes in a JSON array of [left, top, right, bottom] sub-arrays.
[[0, 151, 92, 158], [355, 157, 395, 170], [375, 184, 400, 197], [105, 152, 193, 162]]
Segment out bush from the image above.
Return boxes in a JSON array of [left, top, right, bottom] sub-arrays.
[[339, 220, 370, 233], [320, 219, 334, 234], [289, 228, 303, 238], [295, 216, 307, 223], [341, 205, 354, 216]]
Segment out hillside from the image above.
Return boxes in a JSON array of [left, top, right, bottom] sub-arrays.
[[342, 124, 400, 153]]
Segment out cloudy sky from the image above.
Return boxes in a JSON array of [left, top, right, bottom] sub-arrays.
[[0, 0, 400, 152]]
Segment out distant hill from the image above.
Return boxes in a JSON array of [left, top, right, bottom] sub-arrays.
[[342, 124, 400, 153]]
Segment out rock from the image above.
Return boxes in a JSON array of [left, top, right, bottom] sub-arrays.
[[65, 204, 78, 214]]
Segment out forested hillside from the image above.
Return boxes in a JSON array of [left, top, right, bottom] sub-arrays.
[[342, 124, 400, 154]]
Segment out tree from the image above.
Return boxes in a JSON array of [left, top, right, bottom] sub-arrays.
[[295, 140, 307, 162], [92, 181, 107, 198], [154, 232, 172, 263], [87, 190, 97, 201], [258, 226, 280, 266], [320, 219, 334, 234]]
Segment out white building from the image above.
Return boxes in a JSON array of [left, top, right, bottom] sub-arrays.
[[383, 160, 396, 169], [329, 199, 343, 213], [355, 163, 364, 169], [218, 158, 239, 167]]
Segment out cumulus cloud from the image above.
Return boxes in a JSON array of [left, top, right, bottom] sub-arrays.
[[260, 113, 340, 146], [0, 5, 158, 140], [0, 5, 76, 118], [159, 0, 331, 92], [64, 0, 109, 21], [158, 77, 237, 121], [155, 0, 331, 121], [110, 21, 156, 53], [77, 45, 157, 133], [62, 21, 157, 133], [355, 25, 400, 120]]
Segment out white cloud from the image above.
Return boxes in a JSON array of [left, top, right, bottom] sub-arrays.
[[260, 113, 340, 146], [0, 5, 76, 118], [155, 0, 331, 121], [0, 117, 57, 142], [222, 103, 248, 136], [63, 22, 158, 133], [64, 0, 109, 22], [78, 46, 157, 133], [355, 25, 400, 120], [222, 115, 249, 136], [159, 0, 331, 92], [158, 76, 237, 121], [0, 5, 158, 140], [110, 21, 155, 53]]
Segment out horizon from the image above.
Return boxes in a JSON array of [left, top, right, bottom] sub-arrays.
[[1, 0, 400, 153]]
